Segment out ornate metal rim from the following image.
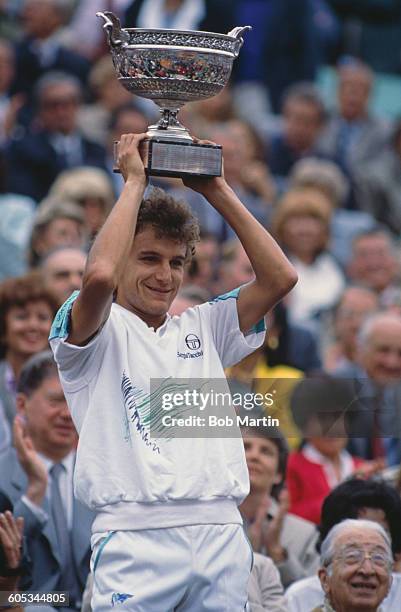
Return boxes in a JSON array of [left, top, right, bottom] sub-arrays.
[[123, 27, 238, 41], [121, 29, 240, 54]]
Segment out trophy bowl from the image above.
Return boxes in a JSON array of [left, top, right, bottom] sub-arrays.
[[98, 11, 251, 177]]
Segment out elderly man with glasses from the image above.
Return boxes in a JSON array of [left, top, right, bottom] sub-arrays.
[[313, 519, 393, 612]]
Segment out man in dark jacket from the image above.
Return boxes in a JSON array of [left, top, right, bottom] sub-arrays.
[[5, 72, 107, 202]]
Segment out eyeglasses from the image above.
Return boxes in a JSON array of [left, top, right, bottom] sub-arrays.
[[333, 547, 392, 570]]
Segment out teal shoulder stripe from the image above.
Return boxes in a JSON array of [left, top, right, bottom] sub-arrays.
[[49, 290, 79, 340], [251, 318, 266, 334], [210, 286, 241, 303]]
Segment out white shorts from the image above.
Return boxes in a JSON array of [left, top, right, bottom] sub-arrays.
[[90, 524, 253, 611]]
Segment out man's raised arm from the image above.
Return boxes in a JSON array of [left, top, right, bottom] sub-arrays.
[[185, 176, 297, 334], [67, 134, 147, 346]]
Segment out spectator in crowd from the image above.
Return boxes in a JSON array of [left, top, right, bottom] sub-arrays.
[[172, 121, 273, 240], [28, 199, 86, 268], [215, 232, 323, 377], [5, 72, 107, 202], [216, 237, 255, 295], [287, 376, 376, 525], [286, 478, 401, 612], [328, 0, 401, 73], [289, 157, 376, 267], [324, 286, 378, 371], [0, 272, 58, 433], [335, 312, 401, 466], [229, 299, 322, 449], [261, 303, 322, 375], [124, 0, 235, 35], [317, 479, 401, 558], [106, 103, 149, 195], [0, 400, 11, 453], [240, 423, 319, 588], [311, 0, 340, 64], [230, 300, 321, 384], [272, 187, 345, 327], [225, 119, 276, 205], [0, 496, 25, 612], [347, 229, 399, 296], [355, 119, 401, 236], [48, 166, 114, 241], [0, 351, 93, 610], [247, 552, 288, 612], [313, 519, 393, 612], [0, 2, 21, 41], [12, 0, 90, 96], [318, 59, 390, 177], [183, 230, 219, 295], [0, 37, 24, 146], [234, 0, 319, 113], [380, 287, 401, 317], [77, 56, 132, 147], [188, 86, 237, 137], [268, 83, 327, 180], [0, 152, 36, 281], [39, 246, 86, 306], [63, 0, 132, 60]]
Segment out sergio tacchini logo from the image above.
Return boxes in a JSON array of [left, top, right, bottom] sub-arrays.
[[185, 333, 201, 350]]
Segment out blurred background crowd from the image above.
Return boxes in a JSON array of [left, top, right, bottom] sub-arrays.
[[1, 0, 401, 611]]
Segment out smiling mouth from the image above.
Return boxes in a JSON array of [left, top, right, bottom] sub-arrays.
[[146, 286, 171, 294], [55, 424, 74, 432], [350, 582, 377, 591], [23, 334, 41, 341], [248, 466, 263, 474]]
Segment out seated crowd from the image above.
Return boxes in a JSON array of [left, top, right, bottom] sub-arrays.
[[1, 1, 401, 611]]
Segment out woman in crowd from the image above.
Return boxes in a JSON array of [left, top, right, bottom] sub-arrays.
[[0, 271, 58, 441], [239, 421, 319, 588], [27, 199, 86, 268], [272, 187, 345, 329], [48, 167, 114, 243]]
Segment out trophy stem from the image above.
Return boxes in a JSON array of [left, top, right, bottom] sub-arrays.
[[147, 107, 192, 141]]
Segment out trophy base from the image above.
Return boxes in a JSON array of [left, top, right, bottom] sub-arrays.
[[114, 138, 222, 178]]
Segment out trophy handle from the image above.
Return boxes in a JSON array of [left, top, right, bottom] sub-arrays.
[[96, 11, 129, 48], [226, 25, 252, 57]]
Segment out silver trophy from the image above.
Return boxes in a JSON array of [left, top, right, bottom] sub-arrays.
[[97, 11, 250, 178]]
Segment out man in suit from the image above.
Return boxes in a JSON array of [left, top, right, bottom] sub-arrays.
[[335, 311, 401, 466], [0, 350, 93, 611], [12, 0, 90, 96], [318, 59, 390, 177], [268, 83, 327, 179], [5, 72, 107, 202]]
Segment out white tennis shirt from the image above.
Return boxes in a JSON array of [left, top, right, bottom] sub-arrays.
[[50, 288, 265, 533]]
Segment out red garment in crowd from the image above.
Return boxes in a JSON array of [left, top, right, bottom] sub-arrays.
[[287, 448, 365, 525]]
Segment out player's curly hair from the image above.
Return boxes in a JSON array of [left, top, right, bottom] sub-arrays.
[[136, 188, 200, 260]]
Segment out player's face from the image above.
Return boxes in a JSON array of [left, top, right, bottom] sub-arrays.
[[117, 227, 187, 327]]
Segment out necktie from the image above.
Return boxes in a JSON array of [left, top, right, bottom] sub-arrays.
[[371, 391, 385, 460], [50, 463, 81, 609]]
